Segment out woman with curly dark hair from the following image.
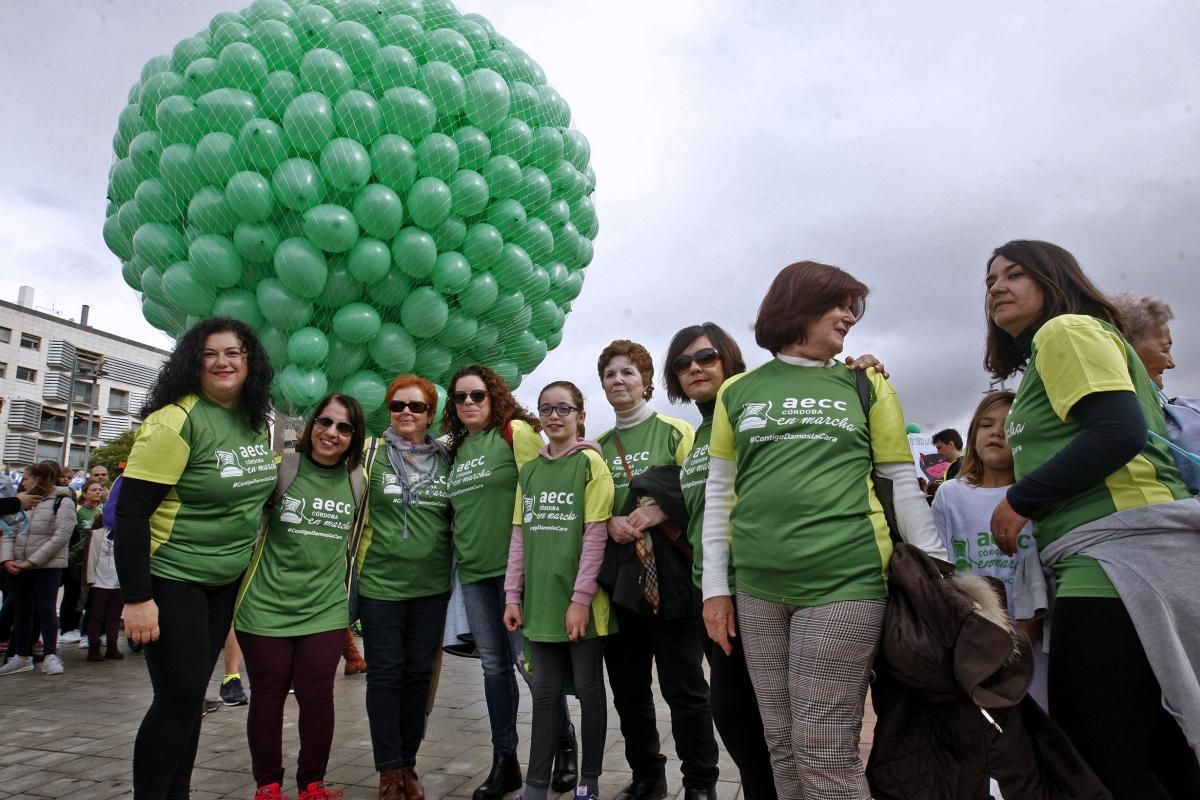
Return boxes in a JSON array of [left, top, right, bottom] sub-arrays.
[[442, 365, 578, 800], [115, 317, 278, 800]]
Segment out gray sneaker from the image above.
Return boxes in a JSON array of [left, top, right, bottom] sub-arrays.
[[41, 654, 65, 675], [0, 655, 34, 675]]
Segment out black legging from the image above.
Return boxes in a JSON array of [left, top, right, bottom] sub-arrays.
[[526, 638, 607, 790], [133, 576, 240, 800], [11, 568, 62, 657], [1050, 597, 1200, 799]]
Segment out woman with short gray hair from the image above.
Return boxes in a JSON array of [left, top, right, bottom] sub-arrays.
[[1111, 293, 1175, 388]]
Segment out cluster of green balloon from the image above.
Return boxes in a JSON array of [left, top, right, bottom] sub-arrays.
[[104, 0, 596, 426], [904, 423, 922, 435]]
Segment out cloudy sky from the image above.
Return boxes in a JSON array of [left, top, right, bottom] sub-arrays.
[[4, 0, 1199, 435]]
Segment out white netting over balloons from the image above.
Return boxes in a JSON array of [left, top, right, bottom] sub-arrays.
[[104, 0, 596, 431]]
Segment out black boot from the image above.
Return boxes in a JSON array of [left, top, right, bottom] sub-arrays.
[[86, 642, 104, 662], [550, 723, 578, 793], [105, 642, 125, 660], [614, 774, 668, 800], [472, 752, 522, 800]]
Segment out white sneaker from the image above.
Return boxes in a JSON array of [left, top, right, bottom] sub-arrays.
[[58, 630, 81, 644], [0, 655, 33, 675], [41, 654, 65, 675], [79, 638, 90, 649]]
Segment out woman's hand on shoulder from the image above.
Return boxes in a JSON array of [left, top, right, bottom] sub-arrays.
[[565, 602, 590, 641], [123, 599, 161, 644], [607, 515, 643, 544], [702, 595, 737, 656], [503, 603, 523, 631], [845, 353, 889, 379]]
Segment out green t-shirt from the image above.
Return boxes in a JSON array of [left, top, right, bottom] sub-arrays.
[[124, 394, 277, 585], [710, 361, 912, 606], [512, 446, 614, 642], [356, 440, 453, 601], [1006, 315, 1189, 598], [680, 416, 715, 589], [596, 413, 694, 514], [235, 457, 356, 636], [447, 420, 543, 585]]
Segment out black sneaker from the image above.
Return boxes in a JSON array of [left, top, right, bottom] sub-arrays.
[[220, 676, 248, 706], [202, 699, 221, 717]]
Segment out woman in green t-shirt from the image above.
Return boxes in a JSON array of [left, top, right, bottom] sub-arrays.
[[234, 393, 366, 800], [984, 240, 1200, 797], [702, 262, 945, 800], [356, 374, 453, 800], [442, 365, 580, 799], [114, 317, 278, 800]]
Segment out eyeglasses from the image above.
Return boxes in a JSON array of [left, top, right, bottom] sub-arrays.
[[671, 347, 721, 374], [202, 348, 246, 362], [538, 403, 578, 417], [314, 416, 355, 436], [452, 389, 488, 405], [388, 400, 431, 414]]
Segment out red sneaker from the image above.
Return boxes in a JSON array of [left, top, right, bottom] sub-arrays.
[[298, 782, 343, 800], [254, 783, 291, 800]]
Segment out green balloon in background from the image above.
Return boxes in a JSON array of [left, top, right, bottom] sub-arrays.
[[905, 423, 922, 434], [107, 0, 598, 414]]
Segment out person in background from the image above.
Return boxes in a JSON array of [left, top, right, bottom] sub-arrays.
[[1110, 293, 1175, 391], [931, 429, 964, 480], [504, 380, 613, 800], [985, 241, 1200, 798], [116, 317, 278, 800], [60, 478, 106, 647], [219, 631, 249, 706], [0, 462, 75, 675], [85, 513, 123, 662]]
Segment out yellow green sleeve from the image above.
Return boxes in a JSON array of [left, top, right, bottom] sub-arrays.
[[1034, 315, 1135, 420], [709, 373, 747, 461], [583, 450, 615, 523], [512, 420, 544, 468], [123, 405, 191, 485], [867, 369, 915, 463]]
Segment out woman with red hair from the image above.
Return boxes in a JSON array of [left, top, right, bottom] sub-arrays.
[[356, 375, 453, 800]]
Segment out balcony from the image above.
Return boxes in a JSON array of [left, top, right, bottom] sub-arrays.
[[7, 399, 41, 431], [39, 415, 67, 435], [46, 339, 76, 371], [72, 417, 101, 440], [41, 373, 70, 404], [2, 435, 36, 465]]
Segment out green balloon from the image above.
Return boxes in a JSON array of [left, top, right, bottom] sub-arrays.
[[414, 340, 452, 381], [325, 336, 368, 378], [515, 167, 551, 211], [159, 143, 203, 197], [134, 179, 183, 225], [905, 423, 922, 434], [352, 184, 404, 239], [431, 251, 471, 294], [139, 265, 170, 305], [481, 155, 522, 200], [368, 323, 417, 373], [257, 277, 314, 330], [319, 137, 372, 192], [551, 221, 584, 266], [219, 42, 269, 93], [524, 265, 551, 302], [183, 58, 224, 99], [272, 157, 326, 212], [238, 118, 288, 172], [293, 4, 336, 50], [258, 324, 288, 367], [469, 321, 500, 356], [401, 286, 449, 338], [225, 171, 276, 222], [117, 200, 148, 240], [528, 298, 561, 338], [139, 71, 187, 119], [155, 95, 202, 146], [332, 302, 382, 343], [448, 169, 489, 217], [195, 132, 242, 186], [274, 236, 328, 296], [286, 326, 330, 367], [314, 259, 364, 307], [346, 238, 392, 283], [299, 48, 355, 99], [142, 296, 187, 335], [462, 223, 503, 270], [103, 214, 133, 260], [462, 69, 509, 130], [561, 129, 590, 171], [162, 261, 218, 316], [108, 158, 140, 203], [482, 288, 525, 325], [416, 133, 460, 181], [370, 134, 419, 191], [378, 13, 423, 51], [196, 88, 259, 136], [406, 177, 452, 229], [279, 363, 329, 409], [121, 257, 145, 290], [133, 223, 188, 268], [430, 216, 466, 251], [458, 271, 499, 316], [419, 61, 465, 115], [508, 329, 547, 373], [234, 221, 282, 262], [493, 243, 534, 292], [249, 20, 304, 73], [548, 159, 587, 203], [329, 21, 378, 75], [211, 21, 252, 53], [302, 204, 360, 253], [490, 359, 519, 388], [528, 127, 564, 170], [490, 118, 532, 162], [391, 227, 437, 278], [282, 92, 336, 155], [544, 328, 563, 350], [189, 233, 244, 287], [188, 186, 239, 234], [487, 198, 526, 238], [437, 310, 478, 349], [506, 81, 538, 122], [244, 0, 295, 27], [340, 369, 387, 414], [373, 268, 413, 306], [129, 131, 164, 177], [379, 87, 436, 140], [334, 89, 383, 145], [512, 218, 554, 263], [424, 28, 475, 71], [452, 126, 491, 170], [213, 287, 264, 328], [259, 70, 300, 122], [571, 195, 598, 239]]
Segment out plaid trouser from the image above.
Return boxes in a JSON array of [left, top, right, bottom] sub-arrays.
[[736, 593, 886, 800]]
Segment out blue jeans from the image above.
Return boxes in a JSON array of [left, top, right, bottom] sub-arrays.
[[360, 592, 450, 770], [461, 576, 572, 754]]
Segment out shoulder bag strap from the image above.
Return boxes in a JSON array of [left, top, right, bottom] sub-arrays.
[[855, 370, 902, 544], [610, 431, 636, 482]]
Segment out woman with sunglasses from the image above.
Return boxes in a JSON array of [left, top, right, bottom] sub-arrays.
[[442, 365, 579, 800], [356, 375, 453, 800], [234, 394, 367, 800]]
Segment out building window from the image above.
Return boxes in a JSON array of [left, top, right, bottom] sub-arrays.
[[0, 362, 6, 379], [19, 333, 41, 351], [0, 327, 10, 344], [108, 388, 130, 413], [16, 366, 37, 383]]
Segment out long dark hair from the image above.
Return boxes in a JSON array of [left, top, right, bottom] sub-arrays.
[[442, 364, 539, 458], [143, 317, 274, 431], [984, 241, 1123, 379], [296, 393, 367, 471], [662, 322, 747, 404]]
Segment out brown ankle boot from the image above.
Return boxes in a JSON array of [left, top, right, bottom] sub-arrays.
[[379, 768, 405, 800], [343, 628, 367, 675], [105, 642, 125, 660], [401, 767, 424, 800]]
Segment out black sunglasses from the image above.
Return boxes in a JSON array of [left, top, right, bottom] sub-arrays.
[[388, 400, 431, 414], [452, 389, 488, 405], [314, 416, 355, 435], [538, 403, 578, 418], [671, 347, 721, 373]]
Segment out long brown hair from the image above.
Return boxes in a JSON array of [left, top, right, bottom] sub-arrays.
[[442, 364, 540, 458], [958, 390, 1016, 487], [984, 241, 1123, 379], [24, 462, 58, 496]]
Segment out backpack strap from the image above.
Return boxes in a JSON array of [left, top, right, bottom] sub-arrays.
[[347, 437, 381, 564], [271, 453, 302, 509], [854, 369, 902, 545], [501, 420, 515, 450]]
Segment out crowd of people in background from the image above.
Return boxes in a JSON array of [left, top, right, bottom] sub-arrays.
[[1, 239, 1198, 800]]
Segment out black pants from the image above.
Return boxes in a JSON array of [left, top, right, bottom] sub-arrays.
[[605, 600, 719, 788], [527, 638, 607, 789], [1050, 597, 1200, 800], [59, 569, 83, 632], [11, 569, 62, 657], [133, 576, 240, 800], [697, 605, 777, 800]]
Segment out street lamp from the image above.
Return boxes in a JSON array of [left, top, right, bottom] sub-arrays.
[[60, 356, 107, 470]]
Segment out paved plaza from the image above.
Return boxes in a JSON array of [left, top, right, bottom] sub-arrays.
[[0, 636, 875, 800]]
